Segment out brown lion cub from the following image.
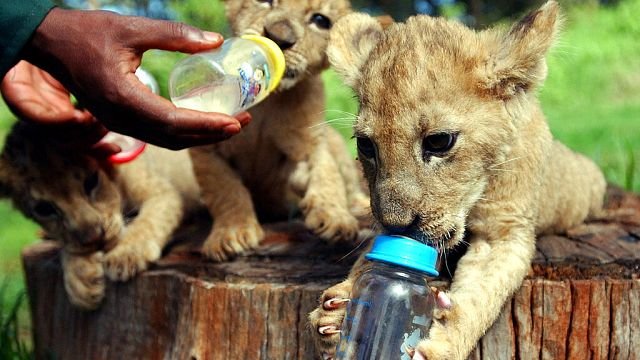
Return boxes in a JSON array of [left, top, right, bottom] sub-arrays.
[[0, 122, 200, 309], [310, 2, 606, 359], [190, 0, 369, 261]]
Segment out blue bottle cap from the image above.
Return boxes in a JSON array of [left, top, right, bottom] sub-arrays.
[[365, 235, 439, 276]]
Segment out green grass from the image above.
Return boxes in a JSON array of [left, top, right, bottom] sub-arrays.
[[0, 200, 39, 277], [0, 0, 638, 352], [0, 281, 32, 360]]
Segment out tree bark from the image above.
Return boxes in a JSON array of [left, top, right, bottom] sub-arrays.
[[23, 187, 640, 360]]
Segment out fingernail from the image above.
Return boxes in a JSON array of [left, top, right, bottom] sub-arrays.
[[431, 287, 452, 309], [437, 292, 452, 309], [234, 112, 252, 126], [203, 31, 223, 43], [318, 325, 341, 335], [223, 124, 241, 134], [73, 109, 87, 120], [323, 298, 350, 310]]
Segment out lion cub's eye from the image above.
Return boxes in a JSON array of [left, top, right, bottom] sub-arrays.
[[423, 133, 457, 157], [310, 13, 332, 29], [32, 201, 60, 220], [84, 171, 100, 197], [356, 137, 376, 159]]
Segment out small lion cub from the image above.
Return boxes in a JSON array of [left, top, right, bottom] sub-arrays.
[[310, 2, 606, 359], [190, 0, 369, 262], [0, 122, 200, 309]]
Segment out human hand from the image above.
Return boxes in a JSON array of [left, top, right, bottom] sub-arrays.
[[20, 8, 251, 150], [1, 60, 118, 156], [1, 61, 120, 156], [1, 60, 94, 125]]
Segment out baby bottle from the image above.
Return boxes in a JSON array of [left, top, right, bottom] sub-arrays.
[[335, 235, 439, 360], [169, 35, 286, 115]]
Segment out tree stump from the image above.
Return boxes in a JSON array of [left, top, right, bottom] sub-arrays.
[[23, 187, 640, 360]]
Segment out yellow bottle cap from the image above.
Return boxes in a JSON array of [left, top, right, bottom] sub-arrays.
[[241, 34, 286, 93]]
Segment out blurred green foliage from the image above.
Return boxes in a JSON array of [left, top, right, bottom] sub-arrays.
[[168, 0, 229, 34]]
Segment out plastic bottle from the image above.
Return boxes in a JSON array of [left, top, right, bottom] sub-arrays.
[[336, 235, 439, 360], [134, 67, 160, 95], [169, 35, 286, 115]]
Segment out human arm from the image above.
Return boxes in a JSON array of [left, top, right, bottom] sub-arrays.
[[0, 0, 54, 76]]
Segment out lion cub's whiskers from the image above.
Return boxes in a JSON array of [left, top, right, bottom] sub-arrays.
[[488, 157, 523, 175], [490, 156, 523, 168], [458, 239, 471, 247], [337, 235, 370, 262], [321, 116, 356, 123], [321, 109, 358, 116], [439, 239, 455, 278], [310, 117, 357, 130], [488, 167, 517, 174], [315, 110, 357, 128]]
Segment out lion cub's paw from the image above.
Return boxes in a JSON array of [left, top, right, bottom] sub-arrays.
[[415, 298, 465, 360], [349, 193, 371, 219], [63, 252, 106, 310], [309, 280, 352, 359], [104, 241, 161, 282], [415, 323, 459, 360], [202, 220, 265, 262], [301, 198, 359, 243]]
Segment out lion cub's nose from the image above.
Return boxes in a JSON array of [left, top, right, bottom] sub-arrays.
[[264, 20, 297, 50], [79, 226, 105, 246], [380, 214, 420, 237]]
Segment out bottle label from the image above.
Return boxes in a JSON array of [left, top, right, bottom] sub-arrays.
[[399, 315, 428, 360], [237, 62, 270, 109], [337, 296, 432, 359]]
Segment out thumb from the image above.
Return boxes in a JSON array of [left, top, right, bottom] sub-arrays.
[[129, 18, 224, 53]]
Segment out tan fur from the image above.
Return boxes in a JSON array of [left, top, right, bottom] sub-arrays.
[[0, 122, 200, 309], [191, 0, 369, 261], [309, 3, 606, 359]]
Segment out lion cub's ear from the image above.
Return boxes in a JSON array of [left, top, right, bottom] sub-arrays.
[[481, 1, 561, 99], [328, 13, 384, 88]]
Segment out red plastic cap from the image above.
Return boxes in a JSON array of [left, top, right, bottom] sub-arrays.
[[98, 132, 147, 164]]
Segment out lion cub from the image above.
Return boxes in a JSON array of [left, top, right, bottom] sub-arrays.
[[310, 2, 606, 359], [190, 0, 368, 261], [0, 122, 200, 309]]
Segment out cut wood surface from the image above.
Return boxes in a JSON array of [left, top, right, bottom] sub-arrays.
[[23, 187, 640, 360]]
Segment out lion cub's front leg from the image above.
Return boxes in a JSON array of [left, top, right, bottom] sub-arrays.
[[300, 137, 359, 243], [62, 250, 105, 310], [103, 168, 183, 281], [190, 147, 264, 261], [417, 227, 536, 360]]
